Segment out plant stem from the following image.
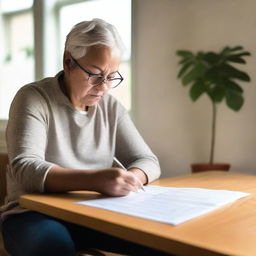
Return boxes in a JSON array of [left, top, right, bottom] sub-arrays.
[[210, 102, 216, 164]]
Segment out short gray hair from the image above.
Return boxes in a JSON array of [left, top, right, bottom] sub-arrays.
[[65, 18, 125, 59]]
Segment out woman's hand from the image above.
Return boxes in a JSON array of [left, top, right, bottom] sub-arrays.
[[45, 166, 147, 196], [91, 168, 143, 196]]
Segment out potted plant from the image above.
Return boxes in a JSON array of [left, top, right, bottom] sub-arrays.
[[176, 46, 251, 173]]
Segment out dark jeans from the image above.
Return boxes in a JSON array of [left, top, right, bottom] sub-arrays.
[[2, 211, 172, 256]]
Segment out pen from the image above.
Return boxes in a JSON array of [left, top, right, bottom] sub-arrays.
[[113, 158, 146, 192], [140, 184, 146, 192], [135, 176, 146, 192]]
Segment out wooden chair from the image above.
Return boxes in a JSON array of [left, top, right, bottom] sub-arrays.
[[0, 153, 125, 256], [0, 153, 9, 256], [0, 153, 8, 206]]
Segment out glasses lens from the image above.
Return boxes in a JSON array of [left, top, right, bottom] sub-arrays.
[[88, 77, 123, 88], [88, 76, 103, 86], [109, 79, 122, 88]]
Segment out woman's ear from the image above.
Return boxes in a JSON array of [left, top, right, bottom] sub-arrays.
[[63, 51, 72, 71]]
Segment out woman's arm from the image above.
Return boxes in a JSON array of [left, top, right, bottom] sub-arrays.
[[45, 165, 142, 196], [7, 86, 54, 193], [115, 113, 161, 184]]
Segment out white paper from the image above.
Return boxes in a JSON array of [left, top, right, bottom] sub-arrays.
[[76, 185, 250, 225]]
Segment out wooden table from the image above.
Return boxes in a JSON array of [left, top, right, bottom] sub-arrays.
[[19, 171, 256, 256]]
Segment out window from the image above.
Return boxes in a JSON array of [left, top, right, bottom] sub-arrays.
[[0, 0, 131, 120], [0, 0, 34, 119]]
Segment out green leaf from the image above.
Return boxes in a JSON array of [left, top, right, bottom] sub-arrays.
[[229, 52, 251, 57], [226, 56, 246, 64], [226, 90, 244, 111], [220, 46, 231, 55], [228, 46, 244, 52], [203, 52, 220, 65], [208, 86, 225, 102], [224, 79, 243, 93], [182, 64, 207, 85], [176, 50, 193, 57], [220, 46, 244, 56], [189, 80, 205, 101], [178, 57, 193, 65], [177, 62, 193, 78], [205, 67, 221, 83], [226, 52, 251, 64], [221, 64, 251, 82]]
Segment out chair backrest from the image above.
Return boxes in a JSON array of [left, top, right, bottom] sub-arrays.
[[0, 153, 13, 256], [0, 153, 8, 206]]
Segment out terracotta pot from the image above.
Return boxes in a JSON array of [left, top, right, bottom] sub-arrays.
[[191, 163, 230, 173]]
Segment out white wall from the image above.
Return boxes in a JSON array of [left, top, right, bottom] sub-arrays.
[[132, 0, 256, 177]]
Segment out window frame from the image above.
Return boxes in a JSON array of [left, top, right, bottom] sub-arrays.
[[0, 3, 34, 134]]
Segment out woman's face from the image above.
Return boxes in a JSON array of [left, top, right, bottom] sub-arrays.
[[64, 46, 121, 107]]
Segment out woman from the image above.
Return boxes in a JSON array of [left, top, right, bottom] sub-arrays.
[[1, 19, 165, 256]]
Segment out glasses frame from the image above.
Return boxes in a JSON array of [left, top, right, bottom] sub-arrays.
[[71, 57, 124, 88]]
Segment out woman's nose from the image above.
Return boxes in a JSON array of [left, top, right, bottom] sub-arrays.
[[96, 80, 109, 91]]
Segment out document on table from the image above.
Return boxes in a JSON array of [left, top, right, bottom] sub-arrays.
[[76, 185, 250, 225]]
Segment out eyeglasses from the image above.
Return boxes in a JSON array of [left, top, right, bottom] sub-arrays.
[[71, 57, 124, 88]]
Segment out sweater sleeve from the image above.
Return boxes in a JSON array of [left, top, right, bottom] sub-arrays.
[[114, 112, 161, 183], [6, 85, 54, 193]]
